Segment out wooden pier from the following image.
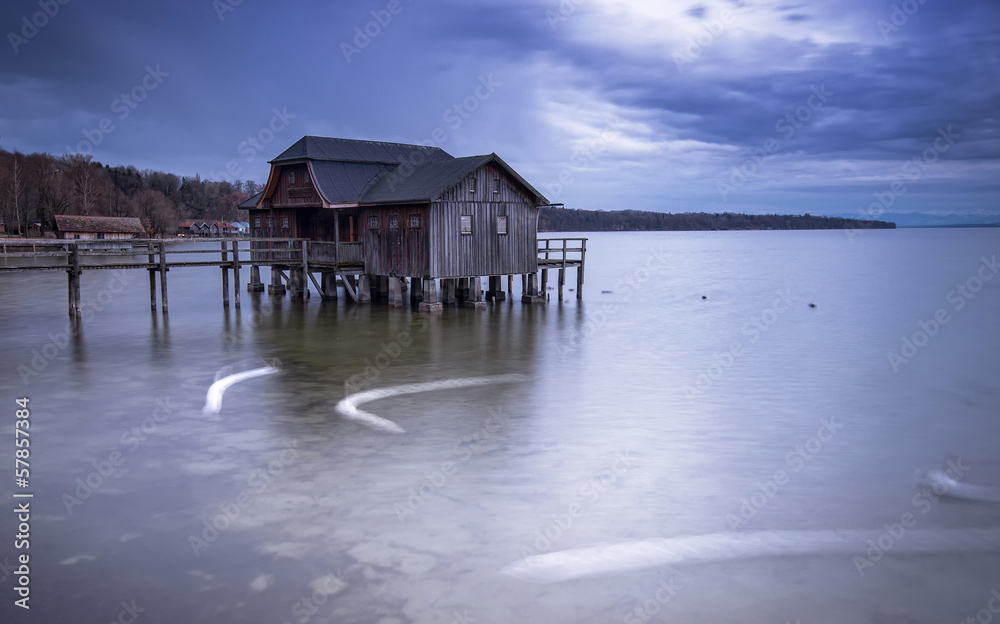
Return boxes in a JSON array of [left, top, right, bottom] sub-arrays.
[[0, 237, 585, 317]]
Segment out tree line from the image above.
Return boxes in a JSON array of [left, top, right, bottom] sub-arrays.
[[0, 147, 261, 237], [538, 207, 896, 232]]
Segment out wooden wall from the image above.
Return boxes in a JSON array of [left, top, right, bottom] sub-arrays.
[[427, 163, 538, 278], [262, 164, 321, 208], [359, 205, 430, 277]]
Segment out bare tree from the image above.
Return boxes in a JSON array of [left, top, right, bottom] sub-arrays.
[[135, 188, 178, 237], [9, 152, 26, 237]]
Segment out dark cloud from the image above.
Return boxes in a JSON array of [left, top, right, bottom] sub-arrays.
[[0, 0, 997, 215]]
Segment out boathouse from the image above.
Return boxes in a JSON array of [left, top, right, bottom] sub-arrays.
[[54, 215, 146, 240], [243, 136, 562, 308]]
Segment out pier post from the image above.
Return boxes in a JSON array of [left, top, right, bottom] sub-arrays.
[[487, 276, 504, 301], [248, 265, 264, 292], [465, 276, 486, 309], [507, 274, 513, 301], [410, 277, 422, 303], [221, 241, 230, 308], [387, 275, 403, 307], [522, 272, 544, 304], [419, 278, 442, 313], [356, 274, 371, 303], [541, 269, 548, 296], [558, 268, 565, 302], [67, 243, 81, 318], [232, 240, 241, 309], [288, 269, 305, 298], [441, 278, 456, 304], [268, 267, 286, 296], [300, 240, 310, 299], [158, 241, 169, 313], [377, 275, 389, 301], [321, 272, 338, 301], [577, 239, 586, 299], [147, 242, 157, 311]]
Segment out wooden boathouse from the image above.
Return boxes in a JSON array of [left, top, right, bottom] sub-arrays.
[[241, 136, 582, 309]]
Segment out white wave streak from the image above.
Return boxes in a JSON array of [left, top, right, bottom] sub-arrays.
[[202, 366, 280, 415], [920, 469, 1000, 503], [502, 528, 1000, 583], [336, 374, 527, 434]]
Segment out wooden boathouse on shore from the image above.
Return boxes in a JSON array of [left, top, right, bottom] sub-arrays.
[[240, 136, 584, 309]]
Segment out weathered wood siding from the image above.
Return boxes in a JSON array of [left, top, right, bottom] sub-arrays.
[[249, 208, 300, 238], [262, 164, 321, 208], [428, 163, 538, 277], [359, 205, 430, 277]]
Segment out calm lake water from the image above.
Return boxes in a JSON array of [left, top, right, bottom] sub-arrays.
[[2, 228, 999, 623]]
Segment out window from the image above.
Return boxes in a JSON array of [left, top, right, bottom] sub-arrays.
[[73, 234, 80, 239], [388, 215, 399, 230], [494, 177, 501, 194], [254, 217, 261, 228], [289, 170, 296, 184], [303, 170, 310, 183], [496, 216, 508, 235], [460, 215, 472, 235], [368, 215, 380, 229], [96, 232, 106, 240], [469, 177, 477, 194], [408, 214, 421, 228], [281, 216, 290, 229]]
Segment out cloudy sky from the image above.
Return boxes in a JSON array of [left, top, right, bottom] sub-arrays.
[[1, 0, 998, 218]]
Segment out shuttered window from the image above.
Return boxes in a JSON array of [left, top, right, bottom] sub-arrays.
[[368, 215, 379, 229], [496, 216, 507, 235], [281, 217, 290, 229], [389, 215, 399, 230], [460, 215, 472, 234], [409, 214, 421, 228]]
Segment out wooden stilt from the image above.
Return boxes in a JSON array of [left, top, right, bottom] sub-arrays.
[[558, 268, 565, 302], [410, 277, 422, 303], [67, 243, 81, 318], [147, 242, 156, 311], [221, 241, 230, 308], [577, 239, 586, 299], [158, 241, 168, 313], [232, 240, 241, 309], [507, 274, 513, 300]]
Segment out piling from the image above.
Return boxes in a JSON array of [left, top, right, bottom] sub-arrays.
[[67, 243, 81, 318], [419, 278, 442, 313], [231, 240, 241, 308], [387, 276, 403, 307], [158, 241, 168, 313], [147, 242, 157, 311], [221, 241, 230, 307]]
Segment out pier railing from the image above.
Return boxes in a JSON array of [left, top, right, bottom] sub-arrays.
[[537, 237, 587, 267]]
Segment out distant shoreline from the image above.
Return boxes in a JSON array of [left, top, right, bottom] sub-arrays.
[[538, 207, 895, 232]]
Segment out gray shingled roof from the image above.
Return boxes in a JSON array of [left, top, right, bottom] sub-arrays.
[[361, 153, 547, 205], [310, 161, 392, 204], [55, 215, 146, 234], [270, 136, 452, 165], [252, 137, 548, 208], [238, 192, 262, 209]]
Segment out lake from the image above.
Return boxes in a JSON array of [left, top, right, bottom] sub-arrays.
[[1, 228, 999, 623]]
